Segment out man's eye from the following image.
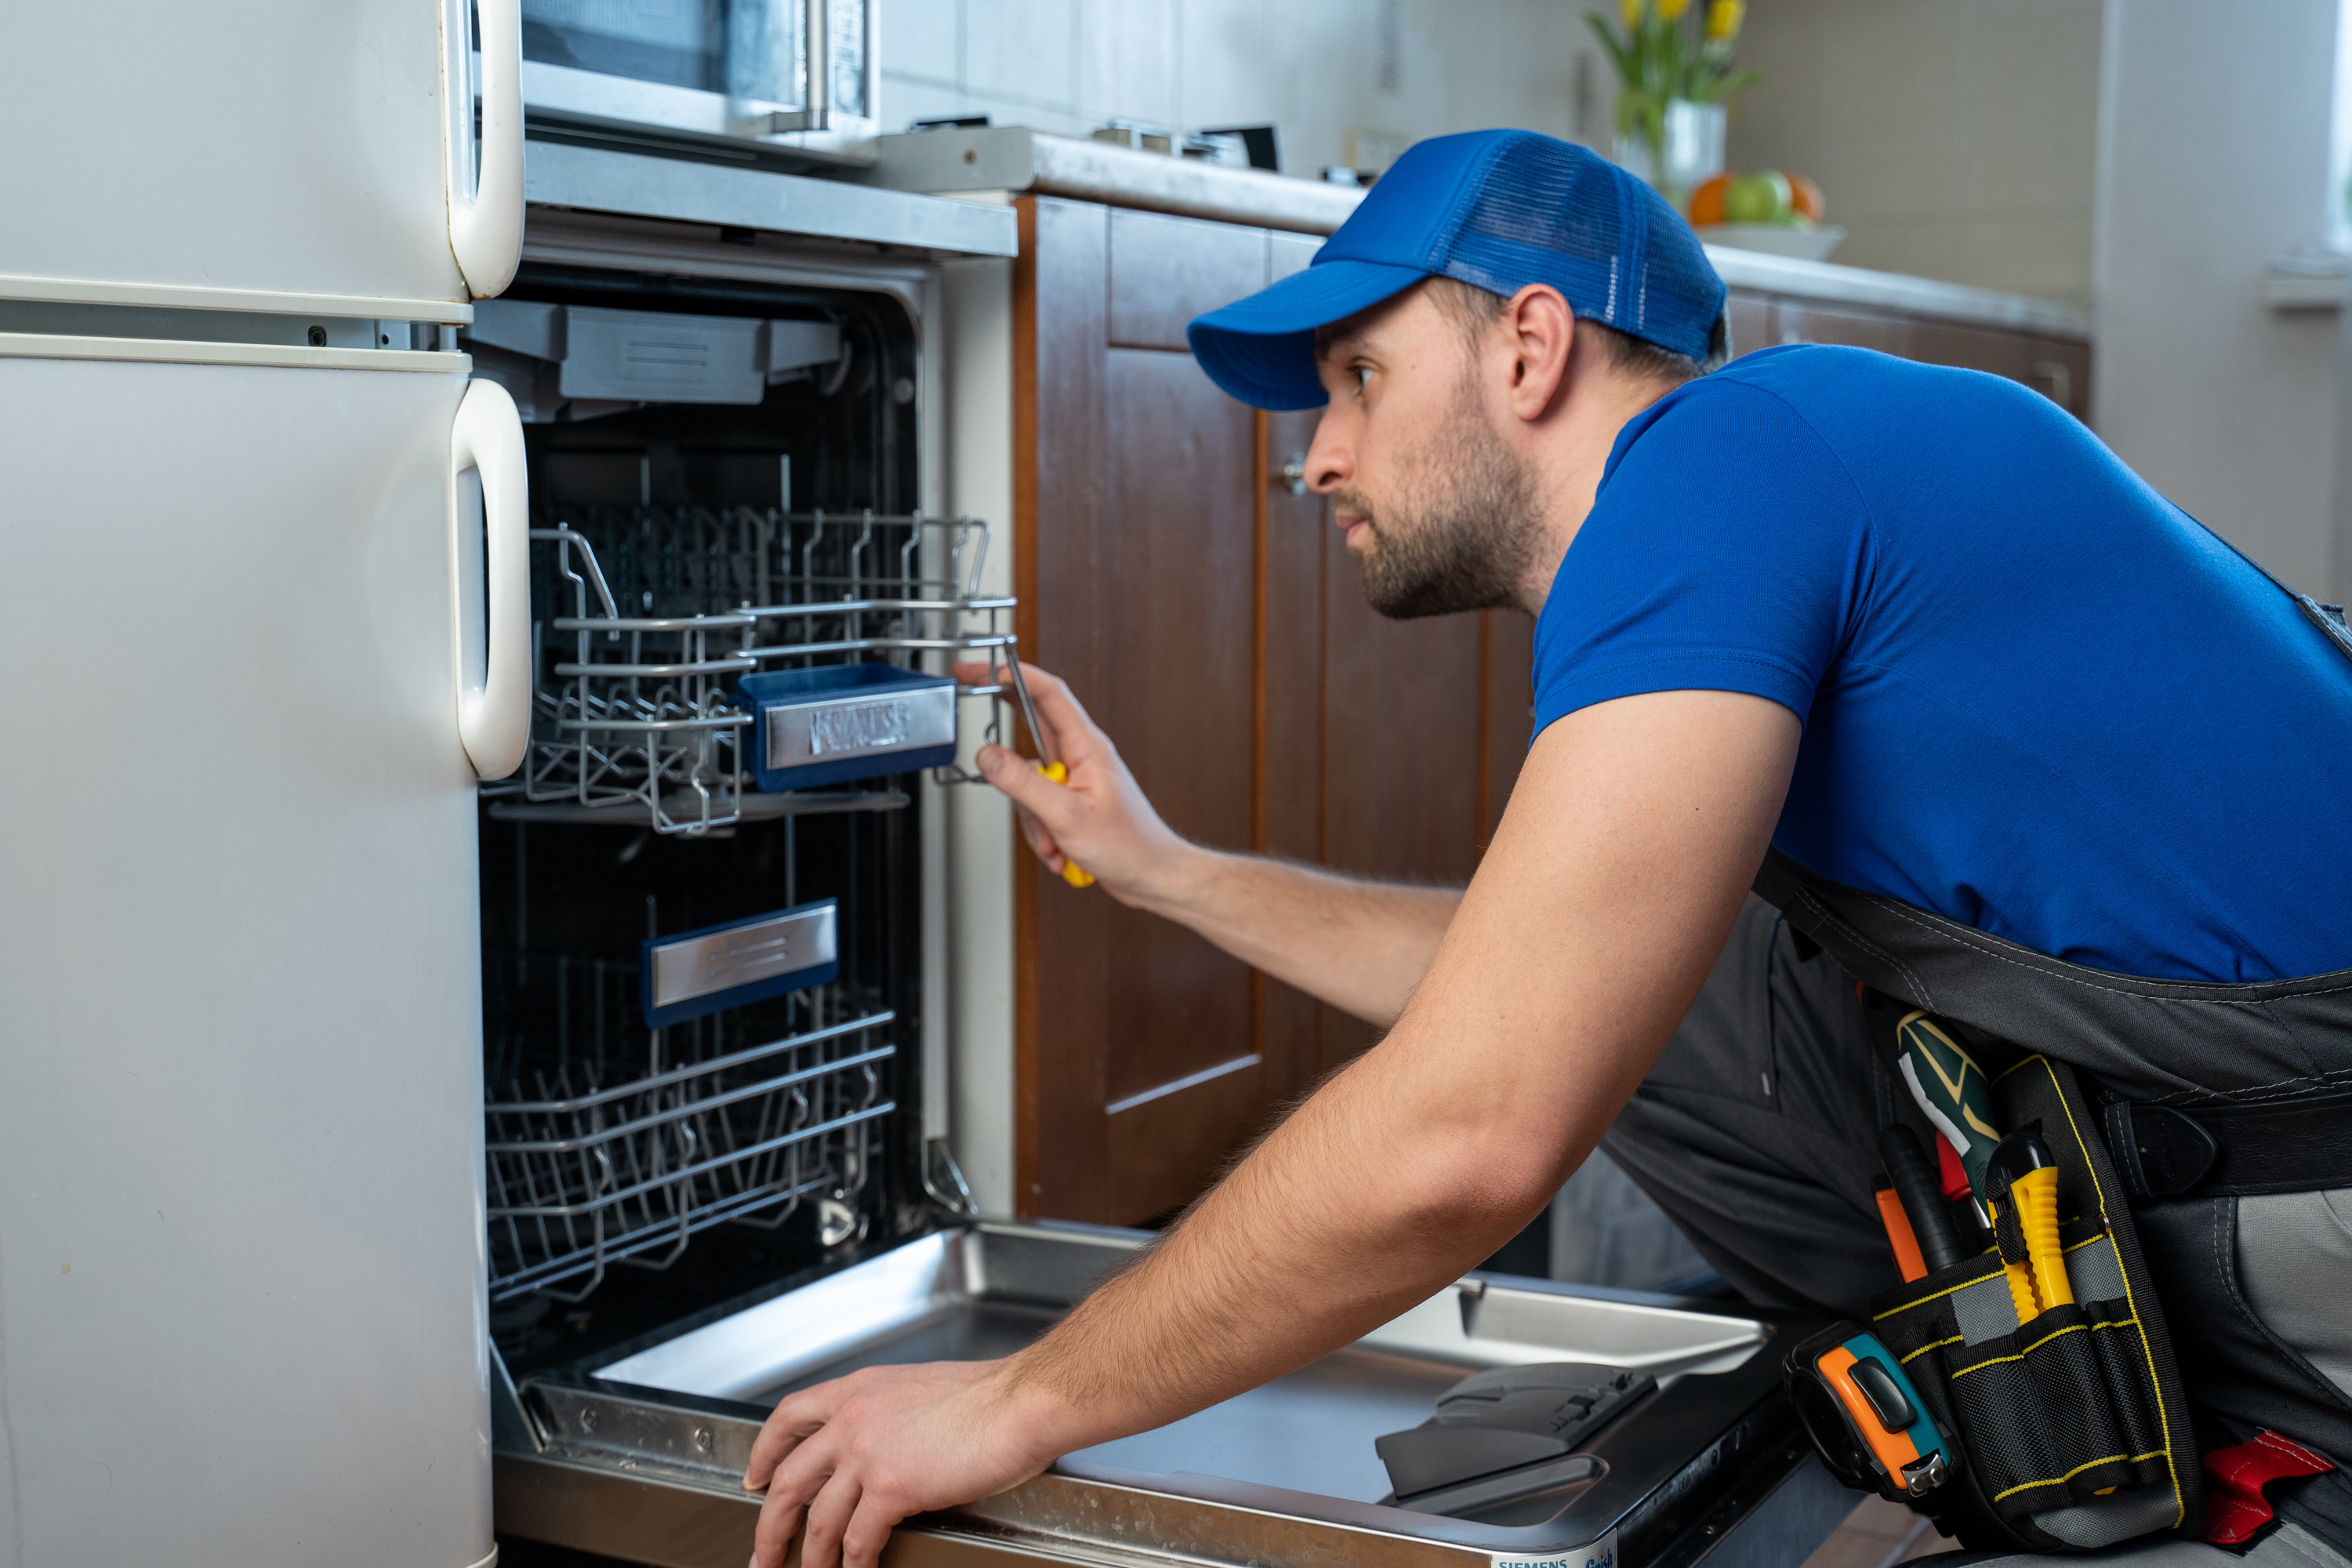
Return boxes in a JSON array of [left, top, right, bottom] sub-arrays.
[[1351, 365, 1372, 390]]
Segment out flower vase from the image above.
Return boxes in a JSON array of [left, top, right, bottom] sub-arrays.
[[1616, 99, 1726, 208], [1661, 98, 1726, 196]]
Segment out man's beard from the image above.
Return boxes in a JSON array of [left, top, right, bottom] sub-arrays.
[[1335, 376, 1541, 620]]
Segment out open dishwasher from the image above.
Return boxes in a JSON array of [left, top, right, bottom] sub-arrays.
[[470, 257, 1856, 1568], [493, 1225, 1849, 1568]]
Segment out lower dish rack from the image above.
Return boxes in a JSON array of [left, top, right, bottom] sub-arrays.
[[495, 505, 1014, 836], [483, 951, 897, 1303]]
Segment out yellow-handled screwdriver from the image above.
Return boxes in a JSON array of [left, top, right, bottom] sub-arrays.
[[1001, 650, 1094, 888]]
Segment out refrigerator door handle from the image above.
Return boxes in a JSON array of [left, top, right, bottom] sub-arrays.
[[446, 0, 524, 299], [452, 378, 532, 779]]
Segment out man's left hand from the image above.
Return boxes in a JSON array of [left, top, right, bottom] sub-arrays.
[[743, 1358, 1072, 1568]]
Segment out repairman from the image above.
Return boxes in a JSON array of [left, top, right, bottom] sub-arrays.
[[744, 130, 2352, 1566]]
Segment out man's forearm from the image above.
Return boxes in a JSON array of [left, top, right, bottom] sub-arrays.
[[996, 1038, 1559, 1452], [1132, 847, 1461, 1025], [965, 664, 1457, 1023]]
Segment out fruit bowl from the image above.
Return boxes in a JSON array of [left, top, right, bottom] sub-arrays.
[[1695, 223, 1847, 263]]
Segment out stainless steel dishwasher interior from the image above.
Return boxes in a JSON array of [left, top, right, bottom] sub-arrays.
[[597, 1221, 1766, 1504], [510, 1221, 1833, 1565]]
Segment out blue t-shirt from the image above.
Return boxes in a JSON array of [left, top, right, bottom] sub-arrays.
[[1532, 344, 2352, 982]]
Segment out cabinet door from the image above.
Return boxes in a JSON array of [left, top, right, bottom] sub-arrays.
[[1016, 201, 1292, 1222], [1316, 531, 1487, 1068], [1261, 234, 1333, 1105], [1724, 289, 1773, 360], [1903, 321, 2093, 421], [1772, 299, 1917, 358], [1017, 202, 1538, 1221]]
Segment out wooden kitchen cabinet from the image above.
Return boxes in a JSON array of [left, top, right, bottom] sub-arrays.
[[1732, 288, 2092, 421], [1012, 199, 1534, 1223], [1011, 195, 2089, 1225]]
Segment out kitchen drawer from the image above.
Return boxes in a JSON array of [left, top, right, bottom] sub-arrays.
[[495, 1224, 1850, 1568]]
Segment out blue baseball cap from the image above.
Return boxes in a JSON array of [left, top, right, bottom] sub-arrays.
[[1186, 129, 1726, 411]]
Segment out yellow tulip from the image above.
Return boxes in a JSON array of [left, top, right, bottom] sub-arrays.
[[1706, 0, 1744, 38], [1621, 0, 1642, 28], [1657, 0, 1690, 20]]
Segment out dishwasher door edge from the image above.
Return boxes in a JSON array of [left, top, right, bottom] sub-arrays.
[[495, 1450, 1116, 1568], [498, 1388, 1547, 1568]]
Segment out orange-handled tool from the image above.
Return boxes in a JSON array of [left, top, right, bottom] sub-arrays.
[[1002, 651, 1094, 888]]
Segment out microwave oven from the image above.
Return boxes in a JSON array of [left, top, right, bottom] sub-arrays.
[[514, 0, 882, 165]]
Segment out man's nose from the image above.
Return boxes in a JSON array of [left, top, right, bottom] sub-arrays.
[[1305, 413, 1351, 493]]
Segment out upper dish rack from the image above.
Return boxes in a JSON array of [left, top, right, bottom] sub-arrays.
[[495, 506, 1014, 834]]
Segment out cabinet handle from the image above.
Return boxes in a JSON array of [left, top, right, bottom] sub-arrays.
[[447, 0, 524, 299], [2030, 358, 2072, 409], [452, 378, 532, 780], [1275, 451, 1308, 495], [804, 0, 831, 131]]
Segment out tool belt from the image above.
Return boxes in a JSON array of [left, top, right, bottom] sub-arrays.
[[1837, 1047, 2198, 1550], [1755, 848, 2352, 1555]]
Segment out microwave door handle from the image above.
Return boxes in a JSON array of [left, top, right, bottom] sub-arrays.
[[452, 378, 532, 780], [448, 0, 524, 299], [802, 0, 829, 131]]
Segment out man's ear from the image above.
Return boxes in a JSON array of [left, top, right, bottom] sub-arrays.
[[1503, 284, 1574, 423]]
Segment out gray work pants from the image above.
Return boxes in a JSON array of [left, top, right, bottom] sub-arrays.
[[1600, 895, 1915, 1322], [1602, 898, 2352, 1565]]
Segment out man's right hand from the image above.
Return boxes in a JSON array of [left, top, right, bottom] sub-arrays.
[[955, 659, 1194, 907], [957, 658, 1464, 1025]]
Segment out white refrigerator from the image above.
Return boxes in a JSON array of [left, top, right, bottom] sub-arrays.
[[0, 2, 529, 1563]]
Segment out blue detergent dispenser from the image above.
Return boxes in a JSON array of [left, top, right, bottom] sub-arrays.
[[736, 663, 958, 792]]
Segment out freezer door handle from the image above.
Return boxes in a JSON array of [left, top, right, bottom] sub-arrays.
[[452, 378, 532, 779], [446, 0, 524, 299]]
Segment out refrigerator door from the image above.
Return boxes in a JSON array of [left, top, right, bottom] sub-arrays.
[[0, 349, 493, 1567], [0, 0, 522, 314]]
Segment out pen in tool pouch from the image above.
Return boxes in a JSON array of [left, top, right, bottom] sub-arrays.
[[1001, 649, 1095, 888], [1878, 1124, 1968, 1274], [1871, 1178, 1928, 1283]]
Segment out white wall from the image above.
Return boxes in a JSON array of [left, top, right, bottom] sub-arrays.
[[2094, 0, 2346, 597], [878, 0, 1600, 178], [1727, 0, 2103, 310]]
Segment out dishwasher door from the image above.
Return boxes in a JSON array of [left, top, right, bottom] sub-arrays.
[[494, 1223, 1856, 1568]]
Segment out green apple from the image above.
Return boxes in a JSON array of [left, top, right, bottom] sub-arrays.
[[1724, 171, 1793, 224]]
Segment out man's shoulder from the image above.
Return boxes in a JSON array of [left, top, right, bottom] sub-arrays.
[[1602, 346, 1892, 493], [1633, 343, 2078, 493], [1613, 345, 1926, 460], [1691, 342, 1991, 412]]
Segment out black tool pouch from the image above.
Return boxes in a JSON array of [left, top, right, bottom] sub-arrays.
[[1857, 1052, 2204, 1552]]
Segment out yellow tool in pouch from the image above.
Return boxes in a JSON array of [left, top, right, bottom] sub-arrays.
[[1985, 1131, 2072, 1317]]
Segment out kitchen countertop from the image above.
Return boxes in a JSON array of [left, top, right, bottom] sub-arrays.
[[869, 125, 2089, 341]]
